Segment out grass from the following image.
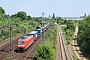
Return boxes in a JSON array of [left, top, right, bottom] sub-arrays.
[[7, 54, 14, 60]]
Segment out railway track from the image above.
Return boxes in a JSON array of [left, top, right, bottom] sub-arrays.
[[12, 36, 42, 60], [0, 26, 51, 60], [0, 34, 26, 60], [11, 26, 51, 60], [57, 26, 72, 60]]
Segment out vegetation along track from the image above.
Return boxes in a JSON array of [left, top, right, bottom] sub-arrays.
[[57, 26, 72, 60], [0, 26, 51, 60], [0, 22, 27, 32]]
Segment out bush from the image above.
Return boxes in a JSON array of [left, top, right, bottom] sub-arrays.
[[35, 44, 55, 60]]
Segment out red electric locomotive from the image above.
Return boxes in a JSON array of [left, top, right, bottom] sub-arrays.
[[17, 35, 34, 52]]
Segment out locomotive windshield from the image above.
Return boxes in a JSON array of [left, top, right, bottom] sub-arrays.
[[20, 36, 29, 40], [20, 37, 26, 40], [18, 41, 24, 44]]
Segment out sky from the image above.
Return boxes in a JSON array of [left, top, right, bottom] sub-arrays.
[[0, 0, 90, 17]]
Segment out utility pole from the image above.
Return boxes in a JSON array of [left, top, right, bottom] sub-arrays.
[[8, 14, 13, 52], [49, 15, 51, 25], [42, 12, 45, 41], [1, 14, 4, 41], [56, 16, 58, 24]]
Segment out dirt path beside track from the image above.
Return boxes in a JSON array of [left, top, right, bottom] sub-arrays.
[[72, 26, 88, 60]]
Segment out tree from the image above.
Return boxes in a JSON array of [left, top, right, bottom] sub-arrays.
[[27, 15, 32, 20], [84, 13, 86, 17], [49, 15, 51, 18], [0, 7, 5, 14], [11, 11, 27, 20], [52, 13, 55, 19], [17, 11, 27, 20], [78, 15, 90, 55], [64, 19, 67, 24], [67, 21, 75, 30]]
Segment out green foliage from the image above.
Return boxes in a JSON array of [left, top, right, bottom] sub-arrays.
[[57, 18, 64, 25], [0, 30, 9, 41], [27, 15, 32, 20], [45, 26, 57, 49], [73, 57, 80, 60], [35, 44, 55, 60], [11, 17, 20, 26], [56, 17, 68, 25], [66, 35, 71, 44], [0, 39, 2, 42], [78, 16, 90, 55], [11, 11, 27, 20], [17, 11, 27, 20], [33, 17, 42, 23], [0, 7, 5, 14], [0, 14, 8, 28], [2, 30, 9, 39], [61, 20, 75, 44], [66, 21, 75, 43], [7, 54, 14, 60], [67, 20, 75, 30], [63, 19, 68, 24]]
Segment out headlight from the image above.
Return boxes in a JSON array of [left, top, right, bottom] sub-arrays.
[[22, 45, 24, 47], [18, 45, 20, 47], [18, 45, 24, 47]]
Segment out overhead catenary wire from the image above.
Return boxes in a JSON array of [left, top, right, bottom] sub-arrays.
[[42, 12, 45, 41]]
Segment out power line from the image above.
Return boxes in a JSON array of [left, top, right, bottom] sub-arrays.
[[42, 12, 45, 41], [8, 14, 13, 52]]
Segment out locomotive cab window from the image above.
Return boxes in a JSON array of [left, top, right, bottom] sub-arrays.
[[20, 37, 26, 40], [18, 41, 24, 44]]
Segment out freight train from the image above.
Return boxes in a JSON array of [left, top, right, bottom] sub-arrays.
[[16, 23, 50, 52]]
